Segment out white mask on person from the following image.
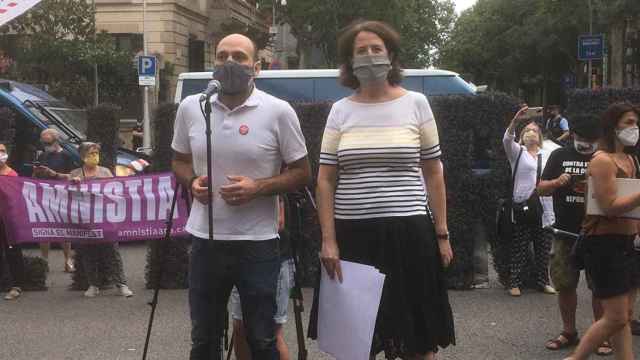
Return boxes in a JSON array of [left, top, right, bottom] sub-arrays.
[[0, 152, 7, 165], [616, 126, 639, 147], [574, 140, 598, 155]]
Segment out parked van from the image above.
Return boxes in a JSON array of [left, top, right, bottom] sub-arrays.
[[0, 79, 148, 176], [175, 69, 478, 103]]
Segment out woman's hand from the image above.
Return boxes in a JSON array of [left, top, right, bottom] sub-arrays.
[[70, 177, 82, 184], [507, 106, 529, 133], [320, 239, 343, 283], [438, 239, 454, 268]]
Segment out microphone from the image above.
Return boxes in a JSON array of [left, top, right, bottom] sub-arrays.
[[199, 80, 222, 102]]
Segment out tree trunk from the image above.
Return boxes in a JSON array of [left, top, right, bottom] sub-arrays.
[[609, 21, 625, 88]]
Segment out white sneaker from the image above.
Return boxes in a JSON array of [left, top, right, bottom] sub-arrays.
[[4, 287, 22, 300], [117, 284, 134, 298], [84, 285, 100, 298]]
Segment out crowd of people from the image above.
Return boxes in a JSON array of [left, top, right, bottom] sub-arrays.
[[1, 18, 640, 360], [0, 131, 134, 300], [503, 102, 640, 359]]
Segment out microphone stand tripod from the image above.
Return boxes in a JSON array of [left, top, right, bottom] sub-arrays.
[[142, 183, 182, 360]]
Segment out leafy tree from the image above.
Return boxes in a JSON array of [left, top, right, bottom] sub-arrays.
[[0, 0, 136, 108], [439, 0, 640, 104], [258, 0, 456, 68], [439, 0, 592, 103]]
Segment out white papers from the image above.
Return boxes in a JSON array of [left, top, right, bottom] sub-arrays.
[[587, 177, 640, 219], [318, 260, 386, 360]]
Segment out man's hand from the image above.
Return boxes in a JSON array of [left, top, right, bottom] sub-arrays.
[[219, 175, 260, 206], [33, 165, 56, 179], [555, 173, 571, 188], [191, 176, 210, 205], [438, 239, 454, 268]]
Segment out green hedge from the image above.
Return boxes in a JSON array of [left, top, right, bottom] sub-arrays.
[[566, 87, 640, 118], [0, 255, 48, 291], [289, 93, 523, 289], [145, 103, 190, 289], [150, 93, 532, 289]]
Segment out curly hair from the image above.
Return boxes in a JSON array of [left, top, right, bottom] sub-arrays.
[[337, 20, 403, 89]]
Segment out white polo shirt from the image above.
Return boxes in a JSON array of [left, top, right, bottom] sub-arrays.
[[171, 87, 308, 241]]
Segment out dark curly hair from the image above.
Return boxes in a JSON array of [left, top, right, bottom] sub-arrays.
[[337, 20, 403, 89], [600, 102, 640, 153]]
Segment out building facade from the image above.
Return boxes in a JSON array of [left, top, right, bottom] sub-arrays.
[[94, 0, 268, 102]]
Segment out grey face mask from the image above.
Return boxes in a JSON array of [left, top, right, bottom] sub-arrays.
[[352, 54, 391, 86], [213, 61, 255, 96]]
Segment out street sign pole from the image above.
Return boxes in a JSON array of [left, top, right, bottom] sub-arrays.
[[588, 0, 593, 90], [142, 0, 151, 152]]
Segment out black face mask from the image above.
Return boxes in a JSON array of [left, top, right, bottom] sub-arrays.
[[213, 61, 255, 95]]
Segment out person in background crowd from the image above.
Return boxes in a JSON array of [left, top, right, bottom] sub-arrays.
[[546, 105, 571, 145], [566, 103, 640, 360], [32, 128, 75, 272], [503, 106, 557, 297], [63, 142, 133, 298], [171, 33, 310, 360], [314, 20, 455, 359], [231, 197, 293, 360], [0, 142, 25, 300], [538, 114, 613, 355], [132, 120, 143, 151]]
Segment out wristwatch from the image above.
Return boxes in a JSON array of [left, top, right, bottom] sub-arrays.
[[436, 231, 450, 240]]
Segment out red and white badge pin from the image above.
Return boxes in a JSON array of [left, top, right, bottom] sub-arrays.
[[239, 125, 249, 135]]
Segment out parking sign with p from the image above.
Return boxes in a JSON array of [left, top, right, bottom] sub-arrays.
[[138, 56, 157, 86]]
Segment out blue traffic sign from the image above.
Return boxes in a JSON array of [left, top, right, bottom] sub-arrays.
[[578, 34, 604, 61], [138, 56, 157, 77]]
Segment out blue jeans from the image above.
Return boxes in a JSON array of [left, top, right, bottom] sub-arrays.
[[189, 236, 280, 360]]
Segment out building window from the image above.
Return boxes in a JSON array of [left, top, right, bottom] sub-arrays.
[[112, 34, 143, 54], [189, 37, 205, 72]]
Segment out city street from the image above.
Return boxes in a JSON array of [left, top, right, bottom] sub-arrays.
[[1, 243, 639, 360]]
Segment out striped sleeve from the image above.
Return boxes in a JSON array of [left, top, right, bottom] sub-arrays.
[[417, 95, 441, 160], [319, 105, 340, 165]]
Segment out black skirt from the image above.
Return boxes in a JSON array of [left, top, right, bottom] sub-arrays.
[[308, 215, 456, 358]]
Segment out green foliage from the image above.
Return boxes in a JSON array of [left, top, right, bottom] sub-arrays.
[[1, 0, 137, 109], [259, 0, 456, 68], [219, 20, 272, 52], [288, 93, 520, 288], [145, 103, 189, 289], [566, 88, 640, 118], [0, 255, 49, 291], [440, 0, 591, 99], [86, 104, 120, 171]]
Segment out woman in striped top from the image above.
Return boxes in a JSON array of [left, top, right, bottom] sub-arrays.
[[315, 20, 455, 359]]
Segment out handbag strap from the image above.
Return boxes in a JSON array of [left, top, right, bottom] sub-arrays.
[[536, 151, 542, 185], [510, 147, 524, 198]]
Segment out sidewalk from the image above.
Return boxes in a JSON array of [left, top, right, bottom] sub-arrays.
[[1, 243, 638, 359]]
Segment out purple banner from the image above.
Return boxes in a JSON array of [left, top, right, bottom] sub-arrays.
[[0, 173, 189, 244]]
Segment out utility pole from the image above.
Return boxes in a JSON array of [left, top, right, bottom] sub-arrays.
[[588, 0, 593, 89], [92, 0, 99, 106], [142, 0, 151, 151]]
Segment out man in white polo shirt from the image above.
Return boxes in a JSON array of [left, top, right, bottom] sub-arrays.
[[171, 34, 311, 360]]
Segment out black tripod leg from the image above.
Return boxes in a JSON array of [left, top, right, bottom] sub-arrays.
[[291, 198, 308, 360], [142, 183, 181, 360]]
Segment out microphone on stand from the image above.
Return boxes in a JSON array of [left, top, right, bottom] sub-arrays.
[[199, 80, 222, 102]]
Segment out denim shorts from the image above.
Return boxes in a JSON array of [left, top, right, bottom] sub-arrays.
[[231, 258, 294, 324]]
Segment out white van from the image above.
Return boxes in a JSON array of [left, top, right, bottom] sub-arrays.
[[175, 69, 478, 104]]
